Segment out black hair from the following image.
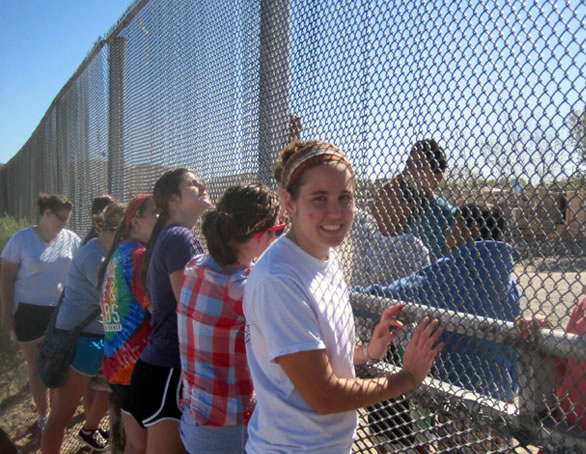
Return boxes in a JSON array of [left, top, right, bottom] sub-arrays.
[[409, 139, 447, 175], [458, 204, 506, 241], [202, 184, 279, 266]]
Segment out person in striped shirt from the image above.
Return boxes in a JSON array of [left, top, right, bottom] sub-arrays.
[[178, 184, 281, 454]]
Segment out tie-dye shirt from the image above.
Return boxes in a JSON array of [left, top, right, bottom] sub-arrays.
[[100, 241, 151, 385]]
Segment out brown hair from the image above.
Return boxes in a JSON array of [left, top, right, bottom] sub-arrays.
[[83, 194, 118, 245], [37, 193, 73, 216], [202, 184, 279, 266], [141, 168, 193, 288], [273, 140, 352, 199], [93, 202, 126, 235], [97, 195, 154, 289]]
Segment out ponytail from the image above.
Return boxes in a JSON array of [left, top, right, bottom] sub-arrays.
[[140, 209, 170, 289]]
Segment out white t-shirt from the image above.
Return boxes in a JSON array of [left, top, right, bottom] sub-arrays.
[[1, 226, 80, 312], [350, 209, 431, 287], [243, 237, 357, 454]]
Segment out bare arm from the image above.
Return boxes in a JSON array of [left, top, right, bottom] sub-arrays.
[[0, 260, 19, 336], [354, 304, 404, 365], [169, 269, 183, 303], [277, 318, 442, 414]]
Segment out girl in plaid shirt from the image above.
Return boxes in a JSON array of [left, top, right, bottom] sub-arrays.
[[178, 184, 281, 454]]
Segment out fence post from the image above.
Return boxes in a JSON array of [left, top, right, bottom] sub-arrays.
[[257, 0, 291, 186], [108, 37, 126, 201], [517, 341, 558, 443]]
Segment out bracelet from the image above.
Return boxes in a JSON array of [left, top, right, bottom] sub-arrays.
[[400, 367, 420, 390], [362, 343, 376, 363]]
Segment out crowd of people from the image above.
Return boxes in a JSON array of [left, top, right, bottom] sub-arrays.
[[0, 138, 583, 454]]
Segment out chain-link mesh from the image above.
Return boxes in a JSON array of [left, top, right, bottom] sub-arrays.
[[0, 0, 584, 452]]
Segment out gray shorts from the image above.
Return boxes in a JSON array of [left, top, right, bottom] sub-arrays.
[[180, 409, 248, 454]]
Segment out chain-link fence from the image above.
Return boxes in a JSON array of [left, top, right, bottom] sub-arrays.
[[0, 0, 585, 452]]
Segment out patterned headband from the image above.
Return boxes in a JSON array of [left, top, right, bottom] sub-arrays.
[[281, 144, 353, 190]]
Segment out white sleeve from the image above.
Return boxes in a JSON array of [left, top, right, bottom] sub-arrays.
[[246, 275, 326, 362], [1, 231, 24, 264]]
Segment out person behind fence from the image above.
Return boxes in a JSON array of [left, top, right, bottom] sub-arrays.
[[351, 180, 431, 287], [82, 194, 118, 246], [178, 184, 282, 454], [242, 140, 443, 453], [363, 203, 519, 401], [518, 294, 586, 454], [97, 194, 158, 454], [370, 139, 454, 261], [41, 201, 125, 454], [352, 173, 433, 453], [130, 168, 211, 454], [0, 193, 80, 429]]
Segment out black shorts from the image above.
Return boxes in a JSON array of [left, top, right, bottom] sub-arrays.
[[110, 384, 143, 427], [130, 359, 182, 427], [13, 303, 55, 343]]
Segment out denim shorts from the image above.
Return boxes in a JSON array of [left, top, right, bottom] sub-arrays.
[[180, 409, 248, 454], [70, 335, 104, 377]]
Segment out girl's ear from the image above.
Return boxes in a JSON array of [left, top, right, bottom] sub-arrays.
[[129, 216, 139, 231], [283, 191, 296, 218], [168, 192, 180, 208]]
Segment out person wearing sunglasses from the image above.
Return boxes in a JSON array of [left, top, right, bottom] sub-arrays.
[[177, 184, 280, 454]]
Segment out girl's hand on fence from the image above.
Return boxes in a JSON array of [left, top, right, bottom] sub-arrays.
[[403, 317, 443, 385], [368, 303, 405, 360]]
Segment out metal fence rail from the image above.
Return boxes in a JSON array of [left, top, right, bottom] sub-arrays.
[[0, 0, 585, 453]]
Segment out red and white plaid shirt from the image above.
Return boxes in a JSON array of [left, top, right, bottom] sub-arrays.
[[177, 254, 254, 426]]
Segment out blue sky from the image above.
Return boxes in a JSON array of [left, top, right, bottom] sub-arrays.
[[0, 0, 135, 164]]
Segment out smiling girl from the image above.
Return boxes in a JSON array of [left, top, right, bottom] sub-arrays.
[[243, 140, 443, 453]]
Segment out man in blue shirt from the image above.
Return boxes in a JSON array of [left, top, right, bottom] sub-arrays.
[[370, 139, 455, 260]]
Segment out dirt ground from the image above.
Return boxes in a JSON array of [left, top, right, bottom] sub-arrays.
[[0, 260, 582, 453]]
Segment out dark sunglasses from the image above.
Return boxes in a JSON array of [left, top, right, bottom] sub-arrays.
[[50, 211, 69, 223], [252, 223, 287, 240]]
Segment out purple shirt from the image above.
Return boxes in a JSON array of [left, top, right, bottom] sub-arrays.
[[141, 224, 204, 368]]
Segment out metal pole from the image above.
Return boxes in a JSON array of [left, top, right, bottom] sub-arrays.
[[108, 37, 126, 200], [257, 0, 291, 187]]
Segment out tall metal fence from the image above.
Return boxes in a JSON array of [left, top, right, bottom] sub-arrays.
[[0, 0, 585, 452]]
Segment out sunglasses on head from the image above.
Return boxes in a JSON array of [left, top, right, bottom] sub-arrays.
[[252, 223, 287, 240]]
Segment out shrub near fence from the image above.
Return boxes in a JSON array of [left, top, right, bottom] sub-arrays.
[[0, 215, 27, 375]]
